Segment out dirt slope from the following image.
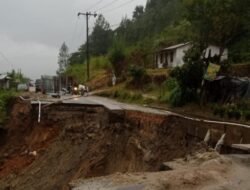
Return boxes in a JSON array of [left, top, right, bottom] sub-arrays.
[[0, 99, 211, 190], [70, 152, 250, 190]]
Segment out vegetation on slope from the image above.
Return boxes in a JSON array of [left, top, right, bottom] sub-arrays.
[[63, 0, 250, 109]]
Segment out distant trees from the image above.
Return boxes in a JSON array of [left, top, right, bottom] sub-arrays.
[[68, 44, 86, 66], [7, 69, 29, 88], [57, 42, 69, 74], [132, 5, 144, 21], [90, 15, 113, 56], [66, 0, 250, 85], [184, 0, 250, 61], [108, 41, 126, 76]]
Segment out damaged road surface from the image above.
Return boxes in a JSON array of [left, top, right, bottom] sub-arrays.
[[0, 97, 250, 190]]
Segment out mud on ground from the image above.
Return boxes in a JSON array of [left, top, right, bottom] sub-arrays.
[[0, 100, 248, 190]]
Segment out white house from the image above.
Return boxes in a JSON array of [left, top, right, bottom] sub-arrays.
[[155, 43, 228, 68], [0, 74, 10, 89], [203, 45, 228, 62]]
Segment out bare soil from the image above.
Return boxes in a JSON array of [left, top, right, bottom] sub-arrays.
[[70, 152, 250, 190], [0, 99, 249, 190]]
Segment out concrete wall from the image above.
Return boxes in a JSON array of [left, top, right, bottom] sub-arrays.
[[174, 44, 192, 67], [204, 45, 228, 61], [156, 44, 228, 69], [125, 110, 250, 150]]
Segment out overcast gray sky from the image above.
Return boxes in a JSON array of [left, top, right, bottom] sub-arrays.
[[0, 0, 147, 80]]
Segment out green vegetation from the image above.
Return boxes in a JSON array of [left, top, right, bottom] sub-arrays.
[[66, 56, 111, 83], [212, 101, 250, 121], [7, 69, 30, 89], [59, 0, 250, 111], [108, 41, 126, 77], [65, 0, 250, 71], [97, 88, 144, 104], [0, 90, 16, 123]]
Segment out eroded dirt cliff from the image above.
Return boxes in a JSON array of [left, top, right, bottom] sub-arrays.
[[0, 99, 243, 190]]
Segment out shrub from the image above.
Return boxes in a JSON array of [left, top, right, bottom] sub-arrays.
[[128, 65, 146, 82], [218, 107, 226, 118], [112, 90, 120, 98], [169, 86, 182, 107], [227, 108, 235, 119], [159, 92, 170, 103], [169, 86, 196, 107], [0, 90, 16, 123], [108, 41, 126, 76], [143, 98, 154, 105], [170, 61, 204, 91], [234, 110, 241, 120], [213, 105, 220, 116], [169, 46, 206, 107], [152, 75, 167, 85], [244, 111, 250, 121], [117, 91, 130, 100], [130, 93, 143, 101], [164, 78, 178, 91]]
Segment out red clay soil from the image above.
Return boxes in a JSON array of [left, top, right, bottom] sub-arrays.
[[0, 100, 208, 190], [0, 99, 60, 179]]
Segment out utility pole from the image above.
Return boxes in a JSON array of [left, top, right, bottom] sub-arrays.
[[77, 12, 97, 81]]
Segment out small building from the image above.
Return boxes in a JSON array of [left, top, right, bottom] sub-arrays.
[[155, 43, 228, 68], [155, 43, 191, 68], [41, 75, 55, 93], [0, 74, 10, 90], [203, 45, 228, 62]]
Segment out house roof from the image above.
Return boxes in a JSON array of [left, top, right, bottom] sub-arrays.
[[162, 42, 191, 51], [0, 74, 10, 80]]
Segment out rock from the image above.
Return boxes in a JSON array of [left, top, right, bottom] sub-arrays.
[[29, 151, 37, 157], [3, 153, 9, 158]]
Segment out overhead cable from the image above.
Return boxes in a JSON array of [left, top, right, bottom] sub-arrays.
[[95, 0, 120, 12], [86, 0, 104, 11], [102, 0, 138, 14], [0, 51, 14, 69]]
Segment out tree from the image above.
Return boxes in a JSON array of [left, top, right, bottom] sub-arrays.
[[132, 6, 144, 21], [184, 0, 250, 61], [68, 44, 86, 65], [169, 46, 205, 106], [108, 41, 126, 76], [90, 15, 113, 56], [57, 42, 69, 74]]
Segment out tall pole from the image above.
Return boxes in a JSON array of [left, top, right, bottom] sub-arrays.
[[78, 12, 97, 81], [86, 13, 89, 81]]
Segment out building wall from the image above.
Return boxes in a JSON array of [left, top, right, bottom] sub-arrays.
[[174, 44, 192, 67], [0, 80, 10, 90], [156, 53, 165, 68], [156, 44, 191, 68], [156, 51, 177, 68], [156, 44, 228, 69], [204, 45, 228, 61]]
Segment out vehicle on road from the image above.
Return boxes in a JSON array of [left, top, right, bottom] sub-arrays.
[[17, 83, 28, 91], [71, 84, 89, 96]]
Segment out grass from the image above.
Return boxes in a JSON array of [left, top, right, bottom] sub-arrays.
[[0, 90, 17, 123], [68, 55, 249, 124], [147, 68, 169, 76], [66, 56, 111, 84]]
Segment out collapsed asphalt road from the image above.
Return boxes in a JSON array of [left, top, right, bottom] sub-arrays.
[[0, 96, 249, 190]]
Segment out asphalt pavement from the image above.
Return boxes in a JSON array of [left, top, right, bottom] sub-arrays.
[[30, 95, 250, 129]]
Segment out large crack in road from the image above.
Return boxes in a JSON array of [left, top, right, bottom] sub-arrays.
[[0, 97, 249, 190]]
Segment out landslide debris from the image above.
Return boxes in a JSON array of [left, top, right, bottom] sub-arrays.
[[0, 100, 208, 190]]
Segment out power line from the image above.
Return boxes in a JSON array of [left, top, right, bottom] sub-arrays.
[[86, 0, 104, 11], [110, 23, 120, 29], [95, 0, 120, 12], [70, 17, 80, 50], [77, 12, 98, 81], [102, 0, 138, 14], [0, 52, 14, 70]]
